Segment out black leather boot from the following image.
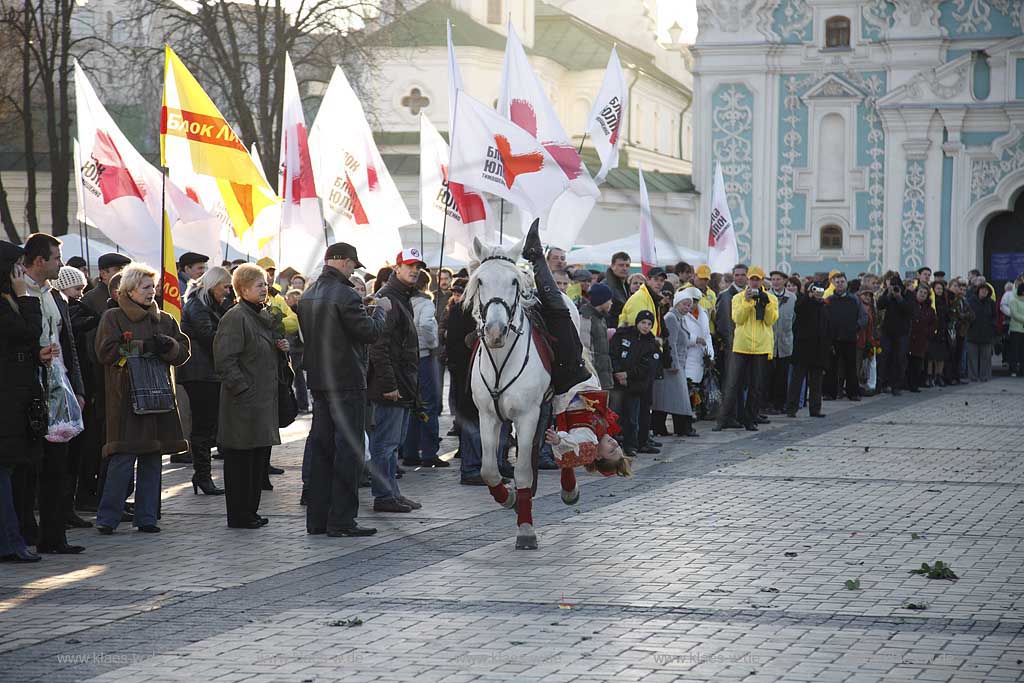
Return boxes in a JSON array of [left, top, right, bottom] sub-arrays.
[[191, 442, 224, 496]]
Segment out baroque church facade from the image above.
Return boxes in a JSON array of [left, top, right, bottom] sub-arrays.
[[691, 0, 1024, 281]]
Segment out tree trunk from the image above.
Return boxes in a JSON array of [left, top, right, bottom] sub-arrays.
[[47, 0, 72, 237], [0, 173, 21, 243], [20, 0, 38, 234]]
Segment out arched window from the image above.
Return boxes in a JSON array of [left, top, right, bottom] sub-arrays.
[[825, 16, 851, 48], [487, 0, 502, 24], [820, 225, 843, 250]]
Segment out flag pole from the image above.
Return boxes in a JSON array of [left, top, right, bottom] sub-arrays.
[[79, 173, 90, 272], [436, 88, 463, 315], [499, 199, 504, 245], [576, 131, 588, 155], [158, 170, 167, 309]]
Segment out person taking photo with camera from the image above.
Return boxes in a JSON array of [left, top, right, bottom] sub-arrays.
[[714, 266, 778, 432]]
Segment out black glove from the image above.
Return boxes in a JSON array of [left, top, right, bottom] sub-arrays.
[[144, 334, 174, 355]]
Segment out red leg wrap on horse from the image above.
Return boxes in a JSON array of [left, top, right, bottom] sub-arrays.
[[560, 468, 577, 492], [487, 484, 509, 505], [516, 488, 533, 527]]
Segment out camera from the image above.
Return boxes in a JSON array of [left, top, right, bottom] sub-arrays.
[[752, 289, 770, 321]]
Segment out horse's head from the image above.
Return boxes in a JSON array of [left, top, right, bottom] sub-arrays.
[[465, 235, 531, 349]]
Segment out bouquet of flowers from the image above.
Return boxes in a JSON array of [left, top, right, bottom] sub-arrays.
[[116, 331, 138, 366]]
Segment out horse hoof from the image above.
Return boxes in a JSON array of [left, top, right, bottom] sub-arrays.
[[501, 488, 517, 510], [560, 487, 580, 506], [515, 523, 537, 550]]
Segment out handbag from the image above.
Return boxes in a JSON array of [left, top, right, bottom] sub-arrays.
[[277, 352, 299, 428], [126, 355, 176, 415]]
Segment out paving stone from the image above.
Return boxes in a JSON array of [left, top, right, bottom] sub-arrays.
[[0, 380, 1021, 683]]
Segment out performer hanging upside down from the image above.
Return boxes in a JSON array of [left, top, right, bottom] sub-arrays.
[[520, 221, 632, 494]]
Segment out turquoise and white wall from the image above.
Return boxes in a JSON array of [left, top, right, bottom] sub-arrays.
[[691, 0, 1024, 277]]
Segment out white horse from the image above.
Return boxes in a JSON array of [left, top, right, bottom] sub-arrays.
[[465, 236, 551, 549]]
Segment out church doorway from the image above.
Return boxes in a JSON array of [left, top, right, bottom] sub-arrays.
[[983, 188, 1024, 292]]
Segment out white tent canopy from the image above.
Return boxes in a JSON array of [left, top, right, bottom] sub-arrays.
[[567, 235, 705, 267]]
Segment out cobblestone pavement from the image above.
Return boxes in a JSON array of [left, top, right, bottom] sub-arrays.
[[1, 379, 1022, 682]]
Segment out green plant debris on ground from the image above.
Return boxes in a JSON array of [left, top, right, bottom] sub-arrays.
[[845, 579, 861, 590], [909, 561, 958, 580], [901, 602, 928, 610]]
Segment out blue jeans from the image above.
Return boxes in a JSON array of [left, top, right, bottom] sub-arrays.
[[401, 356, 441, 463], [459, 419, 512, 478], [537, 400, 556, 466], [96, 454, 161, 529], [0, 467, 28, 555], [369, 404, 410, 501]]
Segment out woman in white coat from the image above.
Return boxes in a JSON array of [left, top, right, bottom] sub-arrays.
[[653, 289, 703, 437], [676, 287, 714, 385]]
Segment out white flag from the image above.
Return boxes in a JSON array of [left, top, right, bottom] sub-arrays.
[[75, 61, 217, 268], [309, 65, 410, 272], [707, 161, 738, 274], [587, 47, 628, 182], [420, 114, 492, 262], [449, 89, 569, 218], [497, 20, 599, 249], [447, 20, 462, 132], [277, 53, 325, 276], [638, 167, 658, 274]]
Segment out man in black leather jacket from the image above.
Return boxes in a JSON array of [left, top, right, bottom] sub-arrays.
[[296, 243, 389, 537]]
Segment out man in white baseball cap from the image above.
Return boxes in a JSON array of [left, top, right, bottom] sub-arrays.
[[366, 247, 428, 514]]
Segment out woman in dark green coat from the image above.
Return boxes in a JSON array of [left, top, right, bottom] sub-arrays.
[[214, 264, 289, 529]]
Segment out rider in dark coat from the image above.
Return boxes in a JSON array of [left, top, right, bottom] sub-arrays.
[[521, 220, 591, 395]]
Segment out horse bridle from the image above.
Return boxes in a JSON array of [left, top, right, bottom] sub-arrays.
[[474, 255, 533, 423]]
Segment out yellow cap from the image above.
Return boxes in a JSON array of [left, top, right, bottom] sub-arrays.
[[828, 269, 841, 279], [256, 257, 276, 270], [748, 266, 766, 279], [696, 265, 712, 279]]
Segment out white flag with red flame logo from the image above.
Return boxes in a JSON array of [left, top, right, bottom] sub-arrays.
[[419, 113, 492, 261], [587, 47, 628, 182], [448, 89, 569, 218], [309, 65, 410, 271], [497, 20, 599, 248], [75, 60, 217, 268], [277, 53, 325, 276]]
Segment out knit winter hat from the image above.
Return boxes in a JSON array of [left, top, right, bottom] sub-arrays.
[[588, 283, 613, 307], [55, 266, 88, 291], [634, 310, 656, 326]]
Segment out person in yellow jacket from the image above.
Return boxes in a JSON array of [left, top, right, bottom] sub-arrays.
[[693, 265, 718, 335], [823, 269, 842, 298], [255, 257, 299, 335], [713, 266, 778, 432], [618, 267, 668, 336]]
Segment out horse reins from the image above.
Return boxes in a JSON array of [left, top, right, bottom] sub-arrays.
[[473, 255, 533, 423]]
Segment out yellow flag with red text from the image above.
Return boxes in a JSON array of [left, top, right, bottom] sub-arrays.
[[161, 210, 181, 322], [160, 45, 276, 240]]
